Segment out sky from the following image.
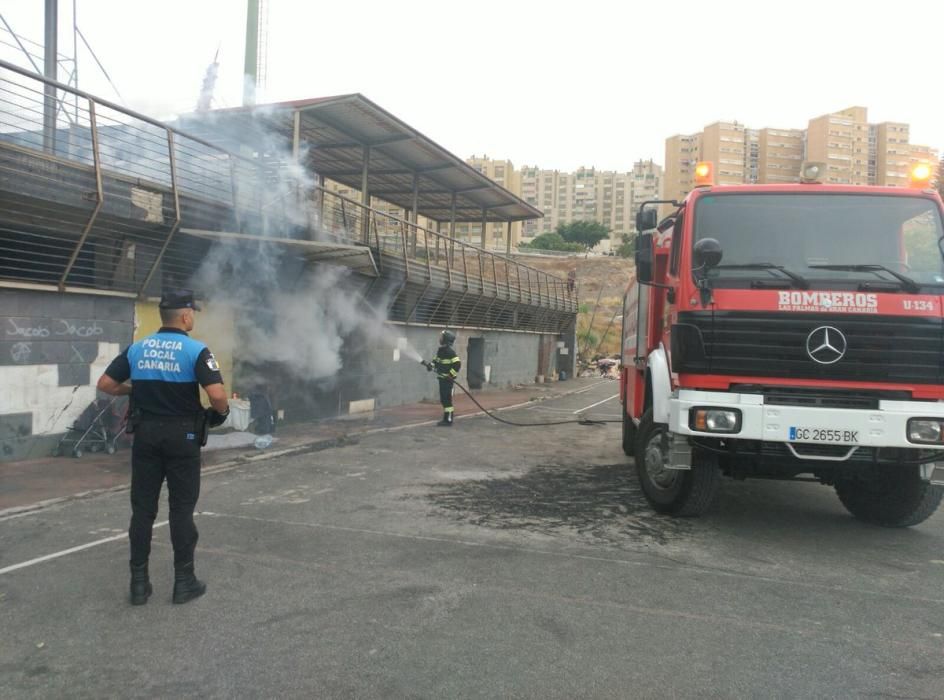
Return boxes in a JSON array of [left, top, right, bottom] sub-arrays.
[[3, 0, 943, 172]]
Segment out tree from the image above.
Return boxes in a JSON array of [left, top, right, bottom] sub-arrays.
[[556, 221, 611, 249], [616, 233, 637, 258], [522, 232, 584, 252]]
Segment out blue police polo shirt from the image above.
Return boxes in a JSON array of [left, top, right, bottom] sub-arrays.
[[105, 328, 224, 416]]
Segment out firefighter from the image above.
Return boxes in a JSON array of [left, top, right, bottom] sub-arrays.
[[97, 290, 229, 605], [426, 330, 461, 426]]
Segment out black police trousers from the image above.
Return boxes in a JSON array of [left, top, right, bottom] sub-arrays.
[[129, 418, 202, 566], [438, 378, 454, 412]]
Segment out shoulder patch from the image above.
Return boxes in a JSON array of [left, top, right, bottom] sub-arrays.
[[206, 353, 221, 372]]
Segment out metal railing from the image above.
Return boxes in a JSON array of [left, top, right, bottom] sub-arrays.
[[0, 59, 266, 297], [314, 186, 576, 315], [0, 58, 576, 327]]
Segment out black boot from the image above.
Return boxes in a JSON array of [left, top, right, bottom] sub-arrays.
[[436, 411, 453, 427], [129, 562, 152, 606], [172, 561, 206, 604]]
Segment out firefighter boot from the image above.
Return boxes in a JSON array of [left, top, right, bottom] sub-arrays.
[[172, 561, 206, 604], [129, 561, 152, 606], [437, 411, 453, 427]]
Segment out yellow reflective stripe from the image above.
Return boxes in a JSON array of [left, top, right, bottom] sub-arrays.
[[437, 357, 460, 364], [449, 369, 458, 377], [444, 407, 454, 413]]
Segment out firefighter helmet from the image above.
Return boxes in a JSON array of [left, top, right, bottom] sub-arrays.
[[440, 330, 456, 346]]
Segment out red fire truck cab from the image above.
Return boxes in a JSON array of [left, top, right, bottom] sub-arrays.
[[621, 161, 944, 526]]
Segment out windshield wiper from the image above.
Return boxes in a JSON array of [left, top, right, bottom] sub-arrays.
[[713, 263, 810, 289], [807, 264, 920, 294]]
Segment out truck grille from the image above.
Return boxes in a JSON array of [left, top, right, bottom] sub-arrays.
[[674, 311, 943, 384], [729, 386, 913, 410]]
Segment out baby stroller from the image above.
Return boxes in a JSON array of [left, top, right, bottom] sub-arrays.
[[54, 396, 128, 458]]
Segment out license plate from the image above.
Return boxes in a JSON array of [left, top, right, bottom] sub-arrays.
[[789, 427, 859, 444]]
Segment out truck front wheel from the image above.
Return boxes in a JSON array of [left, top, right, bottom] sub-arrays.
[[835, 465, 943, 528], [634, 409, 721, 516]]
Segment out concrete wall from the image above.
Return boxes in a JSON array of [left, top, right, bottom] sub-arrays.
[[0, 288, 133, 461], [230, 324, 569, 425], [331, 325, 571, 417], [364, 326, 548, 410], [0, 287, 575, 459]]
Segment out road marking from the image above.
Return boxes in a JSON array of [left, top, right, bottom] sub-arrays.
[[568, 380, 611, 395], [528, 405, 620, 418], [527, 405, 587, 414], [0, 521, 167, 576], [573, 393, 619, 414]]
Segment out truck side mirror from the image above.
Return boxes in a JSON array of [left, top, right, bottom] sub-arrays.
[[635, 233, 654, 283], [636, 207, 658, 233], [693, 237, 723, 271]]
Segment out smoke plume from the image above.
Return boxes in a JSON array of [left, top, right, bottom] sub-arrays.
[[179, 104, 422, 392]]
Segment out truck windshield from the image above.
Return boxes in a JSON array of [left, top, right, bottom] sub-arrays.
[[693, 194, 944, 289]]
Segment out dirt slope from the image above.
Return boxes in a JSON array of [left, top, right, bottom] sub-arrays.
[[512, 253, 634, 358]]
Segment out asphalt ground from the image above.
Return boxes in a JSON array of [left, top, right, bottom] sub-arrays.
[[2, 379, 944, 699]]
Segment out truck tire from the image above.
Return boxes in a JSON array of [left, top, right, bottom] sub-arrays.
[[835, 465, 944, 528], [622, 405, 636, 456], [634, 409, 721, 516]]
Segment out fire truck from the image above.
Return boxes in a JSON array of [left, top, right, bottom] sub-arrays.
[[621, 160, 944, 526]]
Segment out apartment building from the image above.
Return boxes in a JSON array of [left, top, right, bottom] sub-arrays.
[[520, 165, 556, 239], [663, 133, 700, 203], [518, 161, 662, 243], [664, 106, 937, 197], [910, 143, 940, 171], [629, 159, 662, 228], [806, 106, 871, 185], [757, 128, 804, 183], [700, 121, 747, 184], [874, 122, 912, 187], [745, 129, 760, 183]]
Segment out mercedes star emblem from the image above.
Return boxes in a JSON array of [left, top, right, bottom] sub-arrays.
[[806, 326, 847, 365]]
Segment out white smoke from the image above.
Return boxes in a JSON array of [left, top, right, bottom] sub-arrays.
[[180, 104, 419, 388], [197, 240, 399, 385]]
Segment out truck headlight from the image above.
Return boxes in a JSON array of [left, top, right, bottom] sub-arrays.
[[907, 419, 944, 444], [690, 407, 741, 433]]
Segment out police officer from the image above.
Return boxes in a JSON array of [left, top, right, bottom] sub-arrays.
[[426, 330, 461, 426], [97, 290, 229, 605]]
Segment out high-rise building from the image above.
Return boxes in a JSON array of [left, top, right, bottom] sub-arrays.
[[874, 122, 913, 187], [518, 162, 659, 243], [910, 144, 940, 177], [520, 165, 557, 239], [663, 134, 700, 205], [757, 128, 804, 183], [805, 106, 871, 185], [664, 106, 937, 195], [745, 129, 760, 183], [629, 159, 663, 231], [700, 121, 747, 185]]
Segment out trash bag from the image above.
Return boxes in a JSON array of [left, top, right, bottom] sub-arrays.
[[248, 392, 275, 435]]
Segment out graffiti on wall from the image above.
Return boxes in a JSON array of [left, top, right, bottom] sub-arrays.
[[6, 317, 105, 340], [0, 290, 134, 458]]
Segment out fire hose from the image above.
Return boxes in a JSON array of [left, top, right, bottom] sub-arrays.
[[421, 360, 619, 427]]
